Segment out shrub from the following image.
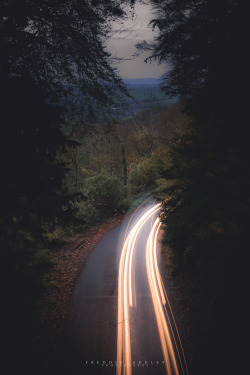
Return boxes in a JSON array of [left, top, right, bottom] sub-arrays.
[[83, 172, 127, 216]]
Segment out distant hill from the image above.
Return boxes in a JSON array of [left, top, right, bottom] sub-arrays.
[[122, 77, 167, 102], [123, 78, 162, 87], [60, 78, 175, 122], [107, 77, 177, 119]]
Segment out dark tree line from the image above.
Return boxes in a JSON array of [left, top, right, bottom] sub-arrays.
[[0, 1, 131, 373], [0, 0, 128, 97], [142, 1, 246, 374]]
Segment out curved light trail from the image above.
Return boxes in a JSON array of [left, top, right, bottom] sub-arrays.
[[116, 203, 188, 375], [117, 203, 161, 375]]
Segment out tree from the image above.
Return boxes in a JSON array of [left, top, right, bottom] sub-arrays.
[[0, 78, 71, 373], [84, 171, 127, 215], [121, 143, 128, 185], [140, 1, 247, 374], [0, 1, 132, 372], [0, 0, 130, 103], [144, 1, 240, 103]]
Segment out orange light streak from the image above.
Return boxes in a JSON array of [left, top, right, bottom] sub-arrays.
[[146, 217, 179, 375], [116, 203, 161, 375], [117, 203, 188, 375]]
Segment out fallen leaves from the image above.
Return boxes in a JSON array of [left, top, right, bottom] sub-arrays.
[[40, 216, 124, 353]]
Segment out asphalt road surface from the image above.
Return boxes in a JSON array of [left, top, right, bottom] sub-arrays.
[[63, 199, 188, 375]]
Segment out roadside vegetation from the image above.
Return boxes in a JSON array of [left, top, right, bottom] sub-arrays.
[[145, 1, 245, 374]]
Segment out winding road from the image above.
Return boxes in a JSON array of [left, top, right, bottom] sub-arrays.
[[64, 200, 188, 375]]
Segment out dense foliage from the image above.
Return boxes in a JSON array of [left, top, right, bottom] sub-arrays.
[[84, 172, 126, 213], [63, 103, 179, 210], [0, 1, 130, 372], [145, 1, 247, 374], [0, 0, 128, 100]]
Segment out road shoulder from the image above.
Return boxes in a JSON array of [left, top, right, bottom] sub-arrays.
[[39, 215, 124, 362]]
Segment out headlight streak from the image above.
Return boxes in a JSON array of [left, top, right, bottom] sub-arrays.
[[146, 217, 189, 375], [124, 198, 151, 310], [146, 218, 177, 375], [159, 273, 189, 375], [117, 203, 188, 375], [117, 203, 161, 375]]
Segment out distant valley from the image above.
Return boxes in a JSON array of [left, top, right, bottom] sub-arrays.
[[111, 77, 176, 118], [123, 78, 162, 86]]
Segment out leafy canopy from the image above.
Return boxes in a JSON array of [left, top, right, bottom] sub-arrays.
[[0, 0, 132, 103], [142, 1, 245, 374]]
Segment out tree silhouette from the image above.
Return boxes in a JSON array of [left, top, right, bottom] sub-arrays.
[[0, 1, 131, 372], [0, 0, 129, 101], [142, 1, 246, 374]]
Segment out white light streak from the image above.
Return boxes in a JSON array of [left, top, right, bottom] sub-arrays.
[[116, 203, 188, 375]]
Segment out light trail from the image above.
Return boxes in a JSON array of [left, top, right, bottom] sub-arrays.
[[116, 203, 188, 375], [146, 218, 178, 375], [159, 271, 189, 375], [116, 203, 161, 375], [146, 217, 189, 375]]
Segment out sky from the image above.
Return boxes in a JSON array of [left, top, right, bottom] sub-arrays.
[[105, 1, 167, 79]]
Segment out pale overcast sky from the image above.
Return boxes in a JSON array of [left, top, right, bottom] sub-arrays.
[[105, 1, 167, 79]]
